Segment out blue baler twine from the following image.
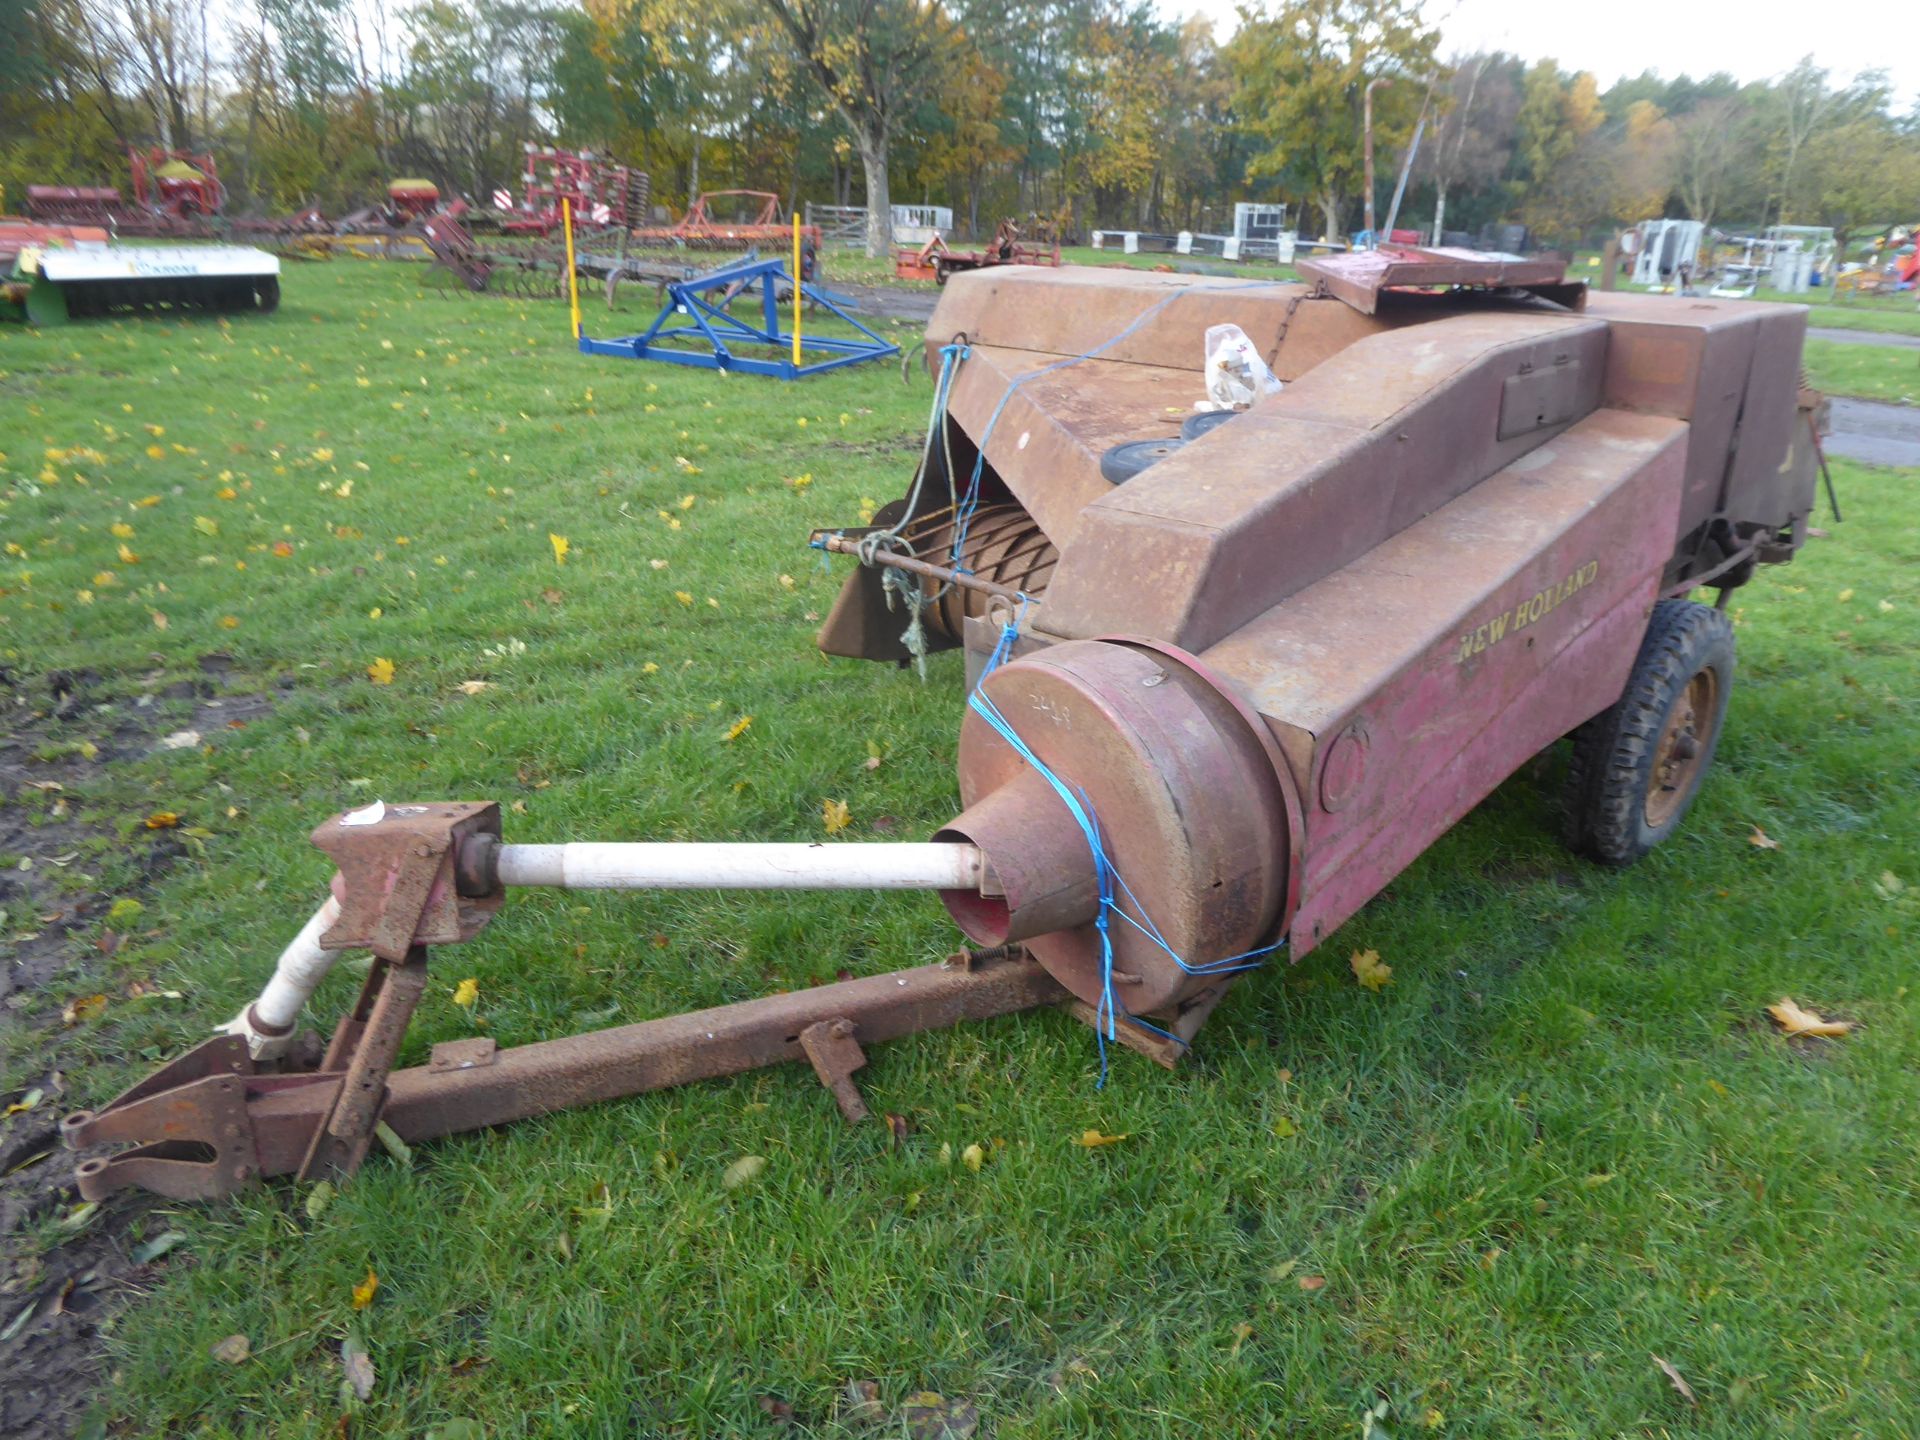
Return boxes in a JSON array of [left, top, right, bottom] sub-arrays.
[[967, 618, 1285, 1085]]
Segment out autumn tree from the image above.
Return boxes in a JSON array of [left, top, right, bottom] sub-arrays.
[[1082, 2, 1174, 226], [1228, 0, 1439, 241], [752, 0, 961, 254], [914, 49, 1014, 232], [1511, 61, 1606, 240], [1763, 58, 1890, 223], [1605, 99, 1677, 222], [1803, 116, 1920, 252], [1417, 50, 1523, 242]]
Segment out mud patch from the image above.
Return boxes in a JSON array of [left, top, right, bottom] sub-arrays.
[[0, 658, 277, 1440]]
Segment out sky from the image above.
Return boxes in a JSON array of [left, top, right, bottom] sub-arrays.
[[1173, 0, 1920, 108]]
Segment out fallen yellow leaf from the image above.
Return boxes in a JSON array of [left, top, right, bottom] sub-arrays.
[[961, 1142, 985, 1172], [351, 1267, 378, 1310], [550, 533, 569, 565], [1749, 825, 1781, 850], [1651, 1354, 1696, 1405], [1766, 997, 1852, 1038], [457, 680, 493, 695], [822, 798, 852, 835], [452, 977, 479, 1009], [62, 993, 108, 1025], [724, 715, 753, 742], [145, 811, 180, 829], [1075, 1129, 1129, 1148], [1350, 948, 1393, 992], [366, 657, 396, 685]]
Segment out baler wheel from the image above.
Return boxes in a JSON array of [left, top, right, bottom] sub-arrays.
[[1563, 599, 1734, 866]]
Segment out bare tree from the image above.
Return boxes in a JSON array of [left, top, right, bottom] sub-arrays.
[[1672, 95, 1745, 228], [1419, 51, 1521, 243]]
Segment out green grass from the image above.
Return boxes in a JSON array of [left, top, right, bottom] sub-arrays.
[[1756, 288, 1920, 336], [2, 260, 1917, 1438], [1802, 337, 1920, 404]]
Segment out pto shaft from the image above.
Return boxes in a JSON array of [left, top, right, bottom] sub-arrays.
[[488, 841, 984, 891], [223, 837, 990, 1061]]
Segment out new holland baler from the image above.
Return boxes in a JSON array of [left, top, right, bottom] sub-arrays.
[[64, 251, 1827, 1203]]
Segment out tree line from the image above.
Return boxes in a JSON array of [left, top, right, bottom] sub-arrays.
[[3, 0, 1917, 255]]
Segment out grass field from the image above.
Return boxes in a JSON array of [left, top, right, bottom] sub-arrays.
[[2, 259, 1917, 1439], [1801, 337, 1920, 404]]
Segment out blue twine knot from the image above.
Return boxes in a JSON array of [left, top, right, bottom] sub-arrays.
[[968, 618, 1283, 1087]]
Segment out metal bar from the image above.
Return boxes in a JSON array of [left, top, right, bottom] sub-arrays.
[[298, 948, 430, 1183], [817, 534, 1025, 604], [492, 841, 983, 890], [241, 954, 1067, 1171]]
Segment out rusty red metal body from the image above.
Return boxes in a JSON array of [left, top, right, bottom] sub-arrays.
[[70, 251, 1824, 1202], [821, 253, 1823, 967]]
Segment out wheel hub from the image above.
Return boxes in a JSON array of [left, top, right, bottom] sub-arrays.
[[1645, 668, 1717, 827]]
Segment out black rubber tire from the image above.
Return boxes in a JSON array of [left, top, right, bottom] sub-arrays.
[[1563, 598, 1735, 866], [1099, 437, 1185, 485], [1180, 408, 1239, 441]]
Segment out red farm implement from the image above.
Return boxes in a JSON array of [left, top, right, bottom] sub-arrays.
[[24, 147, 225, 238], [497, 146, 647, 236], [895, 217, 1062, 284], [632, 190, 822, 279]]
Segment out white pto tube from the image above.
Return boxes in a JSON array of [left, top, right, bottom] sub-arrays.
[[219, 894, 342, 1061], [493, 842, 984, 892]]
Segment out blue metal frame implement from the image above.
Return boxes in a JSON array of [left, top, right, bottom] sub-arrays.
[[577, 253, 897, 379]]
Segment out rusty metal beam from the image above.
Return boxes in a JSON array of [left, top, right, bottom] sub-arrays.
[[226, 952, 1068, 1181]]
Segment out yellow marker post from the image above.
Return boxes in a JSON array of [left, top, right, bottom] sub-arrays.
[[791, 214, 803, 369], [562, 197, 582, 341]]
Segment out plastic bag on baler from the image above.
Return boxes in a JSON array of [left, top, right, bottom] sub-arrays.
[[1203, 323, 1283, 409]]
